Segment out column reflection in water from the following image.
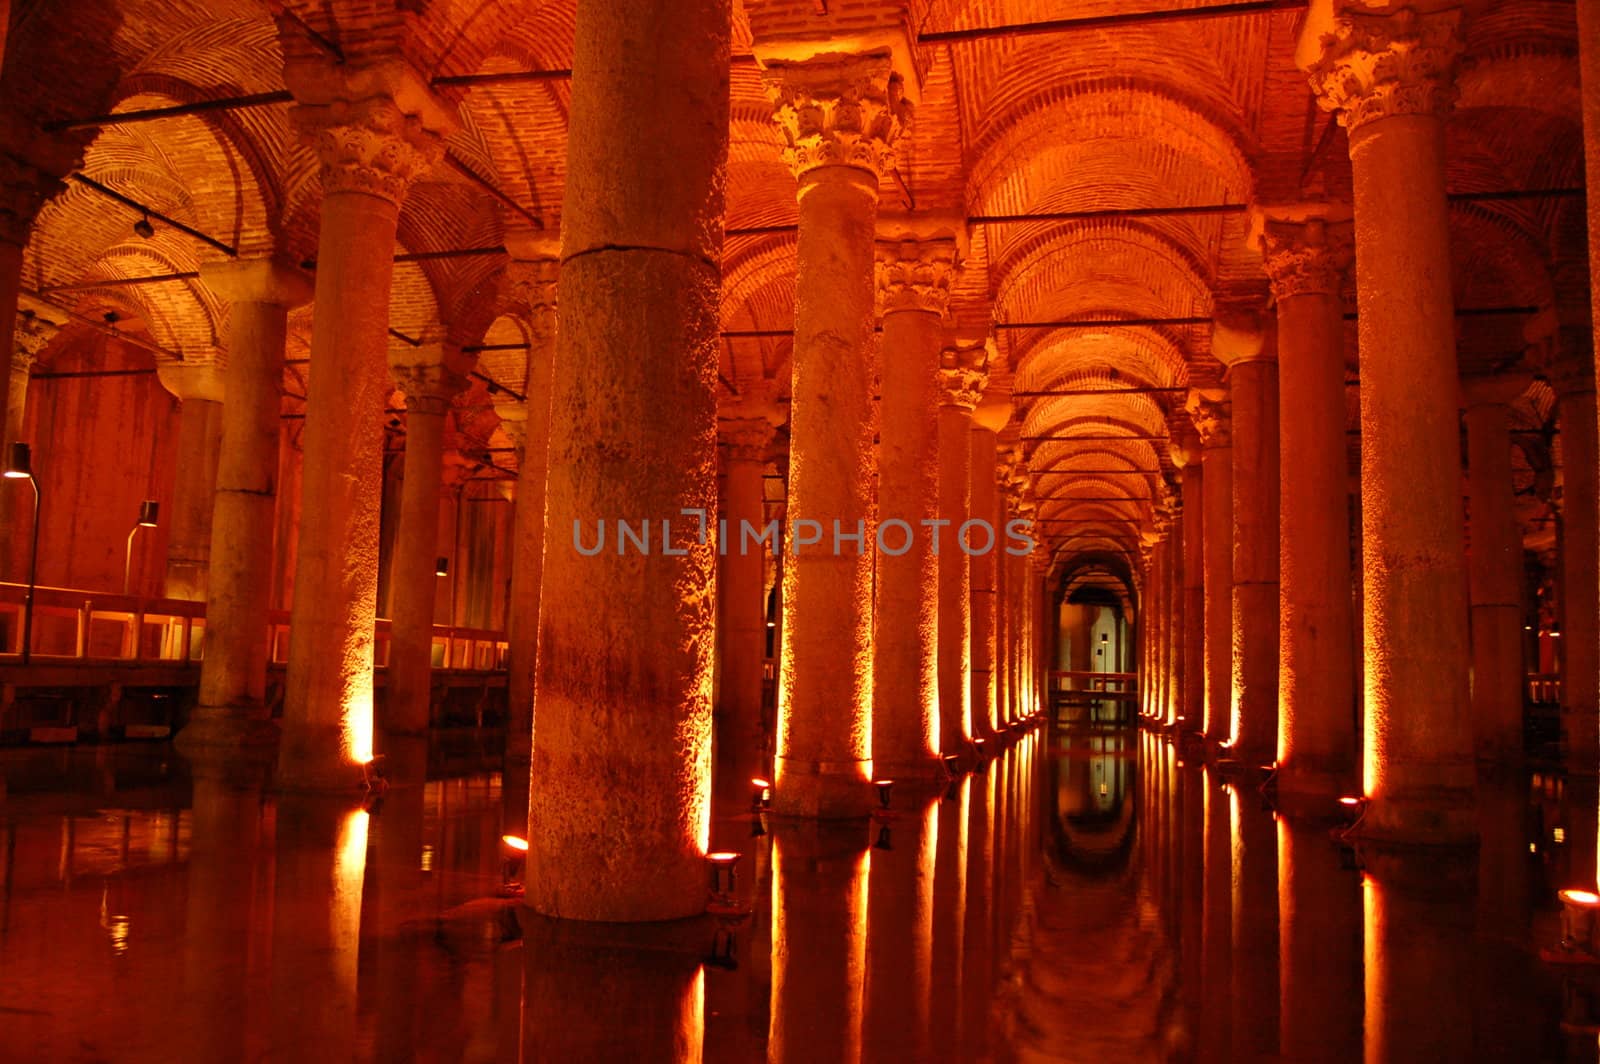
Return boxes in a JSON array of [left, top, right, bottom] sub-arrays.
[[769, 821, 869, 1064], [1277, 817, 1360, 1063], [1229, 781, 1279, 1061], [363, 738, 429, 1062], [862, 797, 938, 1063], [1361, 851, 1476, 1062], [263, 796, 370, 1061], [962, 760, 997, 1058], [929, 776, 970, 1052], [179, 766, 268, 1062], [1200, 768, 1232, 1062], [522, 917, 706, 1062], [1178, 750, 1205, 1052]]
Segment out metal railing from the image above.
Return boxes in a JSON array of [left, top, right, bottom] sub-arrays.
[[0, 582, 508, 672]]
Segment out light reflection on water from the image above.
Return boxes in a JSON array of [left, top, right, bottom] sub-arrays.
[[0, 728, 1593, 1061]]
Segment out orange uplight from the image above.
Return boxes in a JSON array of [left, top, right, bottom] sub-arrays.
[[1560, 889, 1600, 907], [707, 851, 740, 864], [1338, 795, 1364, 807], [502, 834, 529, 852]]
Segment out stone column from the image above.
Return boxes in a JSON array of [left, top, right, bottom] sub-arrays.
[[502, 230, 559, 768], [872, 226, 956, 778], [1212, 310, 1279, 764], [1166, 499, 1185, 727], [1012, 485, 1038, 719], [180, 260, 311, 752], [1461, 373, 1530, 764], [278, 65, 451, 789], [522, 0, 729, 920], [386, 349, 469, 737], [1554, 350, 1600, 774], [937, 343, 986, 758], [157, 361, 226, 601], [8, 312, 52, 449], [1255, 208, 1358, 799], [0, 155, 66, 572], [1147, 527, 1168, 721], [994, 461, 1012, 724], [1173, 440, 1206, 731], [717, 404, 778, 783], [1189, 392, 1234, 743], [969, 398, 1007, 741], [763, 53, 908, 816], [1306, 8, 1475, 840]]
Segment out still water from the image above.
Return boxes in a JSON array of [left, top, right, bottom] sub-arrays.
[[0, 726, 1593, 1061]]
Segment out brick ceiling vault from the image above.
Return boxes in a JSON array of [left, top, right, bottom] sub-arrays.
[[1, 0, 1584, 563]]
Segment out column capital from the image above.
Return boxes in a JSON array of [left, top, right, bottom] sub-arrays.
[[392, 357, 469, 415], [157, 360, 226, 403], [13, 311, 58, 373], [938, 342, 988, 411], [1249, 205, 1355, 301], [1210, 303, 1274, 368], [718, 416, 777, 464], [1302, 5, 1463, 134], [1186, 390, 1233, 449], [285, 61, 456, 207], [199, 257, 314, 308], [762, 52, 911, 183], [499, 403, 530, 453], [874, 225, 960, 317], [503, 248, 559, 341], [1547, 356, 1597, 399], [1459, 372, 1530, 410]]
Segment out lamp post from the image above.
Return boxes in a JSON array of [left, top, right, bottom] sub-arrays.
[[123, 499, 159, 595], [4, 442, 40, 664]]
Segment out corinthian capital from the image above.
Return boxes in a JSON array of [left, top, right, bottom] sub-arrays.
[[875, 236, 959, 317], [718, 417, 777, 464], [1186, 390, 1232, 449], [1251, 207, 1354, 301], [762, 52, 911, 182], [13, 312, 57, 372], [1303, 6, 1463, 133], [938, 342, 988, 411]]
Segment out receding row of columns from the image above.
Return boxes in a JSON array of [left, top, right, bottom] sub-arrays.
[[1135, 6, 1600, 845]]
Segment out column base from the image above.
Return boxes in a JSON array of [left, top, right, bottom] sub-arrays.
[[872, 754, 945, 785], [1275, 760, 1356, 818], [772, 756, 873, 818], [277, 721, 371, 792], [1353, 785, 1479, 848], [175, 706, 280, 757]]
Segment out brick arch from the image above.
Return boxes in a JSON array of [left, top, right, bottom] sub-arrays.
[[1013, 331, 1189, 394]]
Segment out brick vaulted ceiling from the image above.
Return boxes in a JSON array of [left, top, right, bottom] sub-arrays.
[[1, 0, 1584, 579]]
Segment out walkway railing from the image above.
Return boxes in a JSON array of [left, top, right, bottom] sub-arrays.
[[0, 582, 508, 672], [1049, 670, 1138, 724]]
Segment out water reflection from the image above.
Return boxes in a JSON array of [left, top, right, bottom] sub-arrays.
[[1, 727, 1596, 1060]]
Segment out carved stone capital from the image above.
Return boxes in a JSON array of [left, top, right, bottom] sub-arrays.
[[719, 416, 776, 464], [1304, 6, 1463, 133], [1186, 391, 1233, 449], [392, 359, 469, 415], [293, 95, 447, 206], [499, 404, 530, 453], [157, 360, 227, 404], [938, 342, 988, 411], [0, 157, 63, 249], [1254, 211, 1355, 301], [503, 253, 559, 342], [875, 236, 958, 317], [762, 52, 911, 182], [13, 312, 57, 373]]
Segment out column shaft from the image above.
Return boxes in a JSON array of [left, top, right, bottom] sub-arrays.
[[873, 304, 942, 776], [185, 265, 306, 749], [1202, 436, 1233, 741], [1309, 11, 1475, 839], [525, 0, 729, 918], [1230, 357, 1280, 762], [386, 391, 450, 736], [1463, 396, 1524, 762], [1264, 222, 1358, 798], [969, 427, 1000, 740], [1167, 517, 1184, 727], [1180, 463, 1205, 730], [718, 423, 773, 782], [165, 396, 224, 600], [938, 401, 974, 755], [1560, 382, 1599, 773]]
